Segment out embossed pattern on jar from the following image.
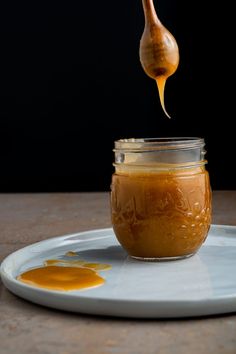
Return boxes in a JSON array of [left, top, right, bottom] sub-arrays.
[[110, 138, 212, 261]]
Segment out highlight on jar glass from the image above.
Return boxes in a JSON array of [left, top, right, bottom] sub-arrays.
[[110, 138, 212, 261]]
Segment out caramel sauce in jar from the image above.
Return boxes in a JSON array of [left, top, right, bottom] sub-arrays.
[[110, 138, 212, 260]]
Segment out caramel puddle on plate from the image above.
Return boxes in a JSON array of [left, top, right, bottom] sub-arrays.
[[17, 255, 111, 291], [65, 251, 78, 257], [44, 259, 111, 271]]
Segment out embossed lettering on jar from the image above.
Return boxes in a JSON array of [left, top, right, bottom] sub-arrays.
[[110, 138, 212, 261]]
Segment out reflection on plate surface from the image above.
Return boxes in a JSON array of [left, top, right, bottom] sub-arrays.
[[1, 225, 236, 318]]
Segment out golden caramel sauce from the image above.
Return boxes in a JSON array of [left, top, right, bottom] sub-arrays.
[[65, 251, 78, 257], [17, 266, 104, 291], [139, 0, 179, 117], [82, 263, 112, 271], [17, 257, 111, 291], [111, 166, 211, 259], [44, 259, 111, 271], [156, 77, 169, 118], [44, 259, 86, 267]]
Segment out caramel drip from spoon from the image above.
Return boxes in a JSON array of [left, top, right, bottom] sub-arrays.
[[156, 76, 170, 118], [140, 0, 179, 118]]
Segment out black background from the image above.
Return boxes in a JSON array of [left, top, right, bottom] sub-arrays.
[[0, 1, 234, 192]]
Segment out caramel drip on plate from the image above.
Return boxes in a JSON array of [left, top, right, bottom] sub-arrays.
[[44, 259, 111, 271], [17, 256, 111, 291], [44, 259, 86, 267], [17, 266, 104, 291], [65, 251, 78, 257], [82, 263, 112, 271]]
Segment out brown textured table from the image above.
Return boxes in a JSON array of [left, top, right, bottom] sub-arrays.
[[1, 191, 236, 354]]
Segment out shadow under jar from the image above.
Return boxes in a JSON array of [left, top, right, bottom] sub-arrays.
[[110, 138, 212, 261]]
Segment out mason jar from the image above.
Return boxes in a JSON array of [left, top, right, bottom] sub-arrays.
[[110, 137, 212, 261]]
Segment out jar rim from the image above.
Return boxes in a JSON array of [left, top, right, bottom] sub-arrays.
[[114, 137, 205, 151]]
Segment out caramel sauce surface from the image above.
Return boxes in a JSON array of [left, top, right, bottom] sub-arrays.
[[17, 257, 111, 291], [65, 251, 78, 257], [111, 167, 212, 258]]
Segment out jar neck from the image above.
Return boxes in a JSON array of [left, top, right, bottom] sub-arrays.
[[113, 138, 207, 170]]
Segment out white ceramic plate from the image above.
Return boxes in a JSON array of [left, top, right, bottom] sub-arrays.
[[1, 225, 236, 318]]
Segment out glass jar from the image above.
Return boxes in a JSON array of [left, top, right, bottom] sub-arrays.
[[110, 137, 212, 261]]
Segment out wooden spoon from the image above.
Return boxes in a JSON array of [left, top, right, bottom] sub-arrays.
[[139, 0, 179, 118]]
